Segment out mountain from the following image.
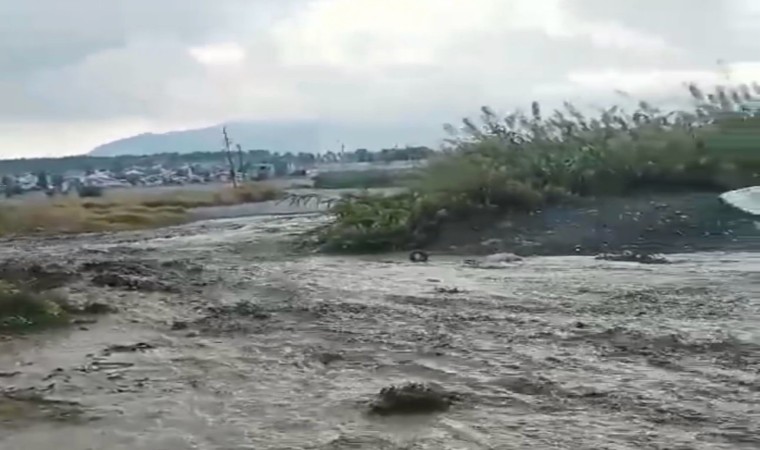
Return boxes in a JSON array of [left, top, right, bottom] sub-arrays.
[[89, 120, 445, 156]]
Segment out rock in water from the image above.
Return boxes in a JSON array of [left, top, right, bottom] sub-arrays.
[[369, 382, 458, 416]]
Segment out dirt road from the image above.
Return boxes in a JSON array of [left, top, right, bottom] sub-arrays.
[[1, 214, 758, 449]]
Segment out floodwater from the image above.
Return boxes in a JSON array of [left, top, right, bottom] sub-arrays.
[[0, 213, 758, 449]]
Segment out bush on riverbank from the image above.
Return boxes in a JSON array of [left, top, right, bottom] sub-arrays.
[[0, 281, 70, 331], [308, 83, 760, 252], [312, 169, 419, 189], [0, 183, 281, 236]]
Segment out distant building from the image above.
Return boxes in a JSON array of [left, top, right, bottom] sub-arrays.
[[272, 161, 295, 177], [740, 100, 760, 115], [254, 163, 275, 180]]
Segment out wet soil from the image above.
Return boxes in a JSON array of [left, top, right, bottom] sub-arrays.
[[433, 192, 760, 256], [0, 213, 758, 449]]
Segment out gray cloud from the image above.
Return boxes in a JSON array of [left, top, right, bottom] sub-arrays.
[[568, 0, 758, 64], [0, 0, 758, 156], [1, 1, 222, 73], [0, 0, 298, 119], [0, 0, 305, 77]]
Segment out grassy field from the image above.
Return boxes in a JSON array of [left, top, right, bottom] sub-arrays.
[[303, 83, 760, 253], [0, 183, 281, 236]]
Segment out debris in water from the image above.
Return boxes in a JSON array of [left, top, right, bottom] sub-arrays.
[[0, 261, 79, 291], [191, 301, 272, 334], [483, 252, 523, 263], [464, 252, 523, 268], [171, 320, 189, 331], [102, 342, 155, 355], [206, 301, 271, 320], [80, 302, 117, 314], [71, 318, 97, 326], [595, 251, 670, 265], [494, 375, 560, 396], [82, 259, 197, 292], [0, 391, 87, 425], [435, 286, 464, 294], [480, 238, 503, 248], [316, 352, 344, 365], [64, 302, 117, 315], [369, 382, 459, 416], [91, 272, 173, 292], [409, 250, 429, 263]]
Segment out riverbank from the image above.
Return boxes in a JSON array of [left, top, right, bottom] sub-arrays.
[[430, 192, 760, 256]]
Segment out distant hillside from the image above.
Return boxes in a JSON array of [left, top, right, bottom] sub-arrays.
[[89, 120, 444, 156]]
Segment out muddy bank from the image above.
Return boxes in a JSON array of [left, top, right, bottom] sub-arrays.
[[431, 192, 760, 256], [0, 214, 758, 449]]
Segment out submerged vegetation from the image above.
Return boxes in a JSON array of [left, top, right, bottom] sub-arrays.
[[0, 280, 70, 331], [0, 183, 281, 236], [306, 83, 760, 253], [0, 271, 119, 332]]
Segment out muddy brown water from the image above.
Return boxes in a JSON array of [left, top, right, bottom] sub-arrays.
[[0, 214, 758, 449]]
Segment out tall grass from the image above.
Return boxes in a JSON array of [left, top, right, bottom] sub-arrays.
[[0, 183, 281, 236], [308, 83, 760, 252]]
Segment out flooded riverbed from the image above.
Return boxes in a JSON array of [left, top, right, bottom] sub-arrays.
[[1, 214, 758, 449]]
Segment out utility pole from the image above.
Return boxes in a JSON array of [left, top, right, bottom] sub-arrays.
[[222, 127, 237, 188], [236, 144, 246, 182]]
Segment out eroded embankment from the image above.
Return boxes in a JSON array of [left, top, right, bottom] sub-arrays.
[[0, 214, 758, 449], [432, 192, 760, 256]]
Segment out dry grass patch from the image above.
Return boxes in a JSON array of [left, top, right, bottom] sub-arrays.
[[0, 183, 281, 236]]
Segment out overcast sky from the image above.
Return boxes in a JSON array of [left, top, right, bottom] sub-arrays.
[[1, 0, 759, 158]]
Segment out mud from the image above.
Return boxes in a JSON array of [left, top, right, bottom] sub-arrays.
[[0, 213, 758, 449], [0, 260, 79, 291], [83, 259, 204, 293], [0, 391, 88, 427], [433, 192, 760, 256]]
